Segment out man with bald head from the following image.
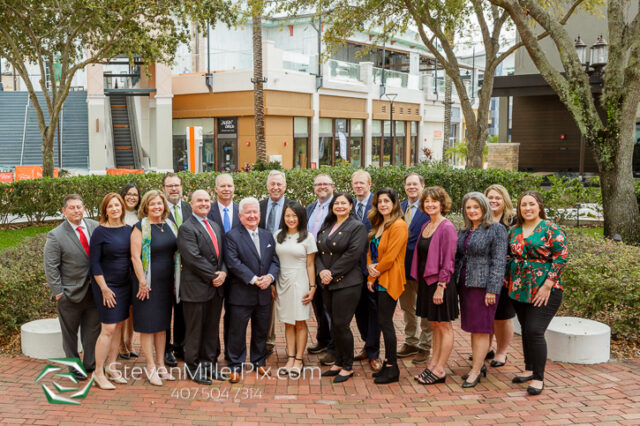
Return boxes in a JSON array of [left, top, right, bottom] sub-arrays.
[[177, 190, 228, 385]]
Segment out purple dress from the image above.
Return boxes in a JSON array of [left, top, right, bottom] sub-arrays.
[[458, 231, 498, 333]]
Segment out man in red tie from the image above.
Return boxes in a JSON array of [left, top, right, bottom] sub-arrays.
[[44, 194, 101, 380], [177, 190, 228, 385]]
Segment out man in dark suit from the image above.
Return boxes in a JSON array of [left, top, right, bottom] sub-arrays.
[[258, 170, 291, 353], [225, 197, 280, 383], [351, 170, 382, 372], [207, 172, 240, 362], [398, 172, 433, 363], [177, 190, 228, 385], [305, 173, 337, 365], [162, 172, 192, 367], [44, 194, 101, 380]]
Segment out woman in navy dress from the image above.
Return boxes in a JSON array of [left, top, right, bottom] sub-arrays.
[[131, 190, 179, 386], [90, 193, 132, 390]]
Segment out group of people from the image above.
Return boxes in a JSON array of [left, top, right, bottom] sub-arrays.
[[44, 169, 567, 396]]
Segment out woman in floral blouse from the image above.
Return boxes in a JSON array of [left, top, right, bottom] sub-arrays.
[[506, 191, 567, 396]]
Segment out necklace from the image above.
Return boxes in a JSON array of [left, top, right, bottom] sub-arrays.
[[153, 222, 165, 232]]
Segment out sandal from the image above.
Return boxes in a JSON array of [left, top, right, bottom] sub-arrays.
[[280, 355, 295, 376], [416, 369, 446, 385], [289, 357, 304, 379]]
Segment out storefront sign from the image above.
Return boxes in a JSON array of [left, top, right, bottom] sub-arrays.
[[434, 130, 442, 138], [218, 118, 237, 134]]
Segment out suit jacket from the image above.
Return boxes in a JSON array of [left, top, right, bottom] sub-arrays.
[[401, 200, 430, 280], [316, 216, 368, 291], [168, 201, 192, 226], [44, 219, 99, 302], [207, 201, 240, 232], [259, 197, 292, 232], [177, 215, 228, 302], [224, 226, 280, 306], [353, 194, 373, 276]]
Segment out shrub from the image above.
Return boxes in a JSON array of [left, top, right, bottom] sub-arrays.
[[561, 229, 640, 342], [0, 163, 543, 222], [0, 234, 56, 340]]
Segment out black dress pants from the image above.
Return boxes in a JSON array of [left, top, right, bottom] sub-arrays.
[[182, 295, 224, 372], [512, 290, 563, 381], [322, 284, 361, 371], [311, 282, 335, 353], [377, 291, 398, 365], [227, 303, 271, 371], [355, 285, 381, 359], [166, 299, 185, 355]]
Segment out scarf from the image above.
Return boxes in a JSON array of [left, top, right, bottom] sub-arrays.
[[141, 217, 181, 302]]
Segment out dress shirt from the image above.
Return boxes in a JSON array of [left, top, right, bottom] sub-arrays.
[[355, 193, 372, 221], [244, 226, 274, 285], [265, 196, 285, 234], [68, 219, 90, 245], [217, 201, 234, 229], [168, 201, 183, 224], [308, 196, 333, 238], [405, 199, 420, 226]]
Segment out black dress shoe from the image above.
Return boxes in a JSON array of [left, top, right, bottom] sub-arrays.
[[164, 351, 178, 367], [333, 372, 353, 383], [308, 343, 328, 354], [71, 369, 88, 381], [512, 374, 535, 384], [129, 351, 139, 358], [321, 369, 340, 377], [462, 374, 481, 388], [118, 352, 131, 360], [372, 360, 389, 378], [527, 383, 544, 395], [192, 371, 212, 385], [173, 348, 184, 360], [490, 355, 508, 367], [374, 364, 399, 384], [320, 352, 337, 366], [462, 365, 487, 381]]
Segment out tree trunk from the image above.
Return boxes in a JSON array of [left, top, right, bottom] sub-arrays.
[[252, 13, 266, 162], [443, 75, 452, 159], [41, 125, 56, 177], [466, 125, 488, 169], [596, 119, 640, 243]]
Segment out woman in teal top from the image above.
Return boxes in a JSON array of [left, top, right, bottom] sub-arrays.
[[506, 191, 567, 396]]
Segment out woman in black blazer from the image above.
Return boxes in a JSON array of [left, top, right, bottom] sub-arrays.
[[316, 192, 368, 383]]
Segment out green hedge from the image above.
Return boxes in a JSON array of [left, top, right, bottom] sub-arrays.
[[0, 163, 542, 223]]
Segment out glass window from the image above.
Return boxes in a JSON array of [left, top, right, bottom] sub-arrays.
[[394, 122, 406, 166], [350, 119, 364, 168], [410, 121, 418, 164], [172, 118, 214, 172], [383, 121, 392, 166], [217, 117, 237, 172], [335, 119, 348, 163], [293, 117, 309, 169], [319, 118, 333, 167], [294, 117, 308, 135], [372, 120, 382, 166]]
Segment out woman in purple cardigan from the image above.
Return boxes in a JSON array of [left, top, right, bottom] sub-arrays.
[[410, 186, 458, 385]]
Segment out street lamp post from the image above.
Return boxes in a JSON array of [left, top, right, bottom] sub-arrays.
[[574, 35, 609, 177], [384, 92, 398, 165]]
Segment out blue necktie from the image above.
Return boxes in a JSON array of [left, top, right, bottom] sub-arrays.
[[223, 207, 231, 233]]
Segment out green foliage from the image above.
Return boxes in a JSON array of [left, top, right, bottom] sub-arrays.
[[0, 163, 543, 221], [252, 159, 283, 171], [0, 226, 54, 250], [0, 235, 56, 340], [561, 230, 640, 342]]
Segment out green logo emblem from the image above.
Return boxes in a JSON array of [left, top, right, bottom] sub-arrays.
[[35, 358, 93, 405]]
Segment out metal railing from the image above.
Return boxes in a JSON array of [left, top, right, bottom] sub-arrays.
[[327, 59, 361, 82]]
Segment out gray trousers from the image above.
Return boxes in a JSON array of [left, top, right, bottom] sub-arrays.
[[56, 290, 101, 371], [399, 279, 433, 351]]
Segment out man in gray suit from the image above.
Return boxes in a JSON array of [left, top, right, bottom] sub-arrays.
[[44, 194, 100, 379]]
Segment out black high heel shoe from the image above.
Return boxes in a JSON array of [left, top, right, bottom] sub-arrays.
[[527, 383, 544, 395], [461, 373, 482, 388], [374, 364, 399, 384], [322, 368, 340, 377], [461, 365, 486, 381], [372, 360, 389, 378], [512, 374, 535, 384], [490, 355, 508, 367]]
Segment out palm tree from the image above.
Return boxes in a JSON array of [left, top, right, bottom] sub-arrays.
[[251, 2, 266, 161]]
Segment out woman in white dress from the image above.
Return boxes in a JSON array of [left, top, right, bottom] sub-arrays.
[[275, 201, 317, 378]]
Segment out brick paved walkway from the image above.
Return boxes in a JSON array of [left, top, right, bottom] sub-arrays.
[[1, 314, 639, 425]]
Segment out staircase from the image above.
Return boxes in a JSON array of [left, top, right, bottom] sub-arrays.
[[109, 94, 140, 169]]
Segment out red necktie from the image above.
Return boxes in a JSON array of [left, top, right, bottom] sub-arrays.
[[76, 225, 90, 256], [204, 220, 220, 258]]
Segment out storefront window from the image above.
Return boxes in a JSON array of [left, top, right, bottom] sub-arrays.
[[172, 118, 214, 172], [383, 121, 392, 166], [217, 118, 237, 172], [350, 119, 364, 167], [394, 121, 406, 166], [410, 122, 418, 164], [335, 119, 349, 163], [319, 118, 333, 167], [293, 117, 309, 168], [372, 120, 382, 167]]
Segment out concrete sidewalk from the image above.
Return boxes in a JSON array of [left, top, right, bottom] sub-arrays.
[[1, 315, 639, 425]]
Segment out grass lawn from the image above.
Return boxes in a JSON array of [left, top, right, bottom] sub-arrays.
[[0, 225, 54, 250], [570, 226, 604, 237]]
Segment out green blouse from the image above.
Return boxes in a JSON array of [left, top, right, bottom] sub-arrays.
[[506, 220, 568, 303]]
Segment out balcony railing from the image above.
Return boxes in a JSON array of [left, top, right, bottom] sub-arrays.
[[327, 59, 361, 82], [373, 67, 411, 89]]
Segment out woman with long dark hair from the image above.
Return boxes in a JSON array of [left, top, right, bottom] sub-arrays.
[[507, 191, 567, 395], [316, 192, 368, 383], [366, 188, 408, 384], [274, 201, 318, 378]]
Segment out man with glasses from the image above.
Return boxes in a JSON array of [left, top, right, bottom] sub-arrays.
[[162, 172, 192, 367], [305, 174, 337, 365]]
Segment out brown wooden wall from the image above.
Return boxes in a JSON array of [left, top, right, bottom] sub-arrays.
[[512, 95, 598, 173]]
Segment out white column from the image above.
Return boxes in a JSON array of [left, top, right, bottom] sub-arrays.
[[310, 91, 320, 167], [360, 62, 374, 167], [150, 63, 174, 172]]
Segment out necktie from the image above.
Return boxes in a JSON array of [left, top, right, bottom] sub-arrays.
[[223, 207, 231, 233], [310, 203, 325, 238], [405, 204, 414, 226], [76, 225, 90, 256], [266, 201, 277, 233], [173, 204, 182, 227], [357, 202, 365, 221], [251, 230, 261, 258], [203, 220, 219, 258]]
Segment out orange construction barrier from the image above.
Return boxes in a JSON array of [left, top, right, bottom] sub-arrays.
[[15, 166, 58, 180], [0, 172, 14, 183], [106, 169, 144, 175]]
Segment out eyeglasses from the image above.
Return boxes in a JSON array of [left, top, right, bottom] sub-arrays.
[[125, 193, 139, 198], [164, 184, 181, 189], [314, 183, 334, 187]]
